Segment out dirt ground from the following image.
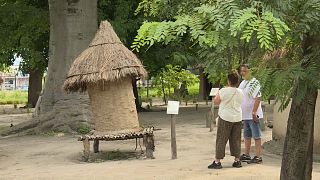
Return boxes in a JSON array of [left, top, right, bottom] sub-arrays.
[[0, 105, 320, 180]]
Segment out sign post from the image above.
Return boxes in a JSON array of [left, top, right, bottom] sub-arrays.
[[167, 101, 179, 159], [209, 88, 219, 132]]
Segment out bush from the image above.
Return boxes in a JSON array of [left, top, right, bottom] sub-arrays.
[[77, 126, 91, 134], [0, 90, 28, 105]]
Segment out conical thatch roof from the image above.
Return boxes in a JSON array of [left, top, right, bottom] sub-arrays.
[[64, 21, 147, 92]]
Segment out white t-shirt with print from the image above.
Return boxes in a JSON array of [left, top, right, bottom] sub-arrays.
[[218, 87, 243, 123], [238, 78, 264, 120]]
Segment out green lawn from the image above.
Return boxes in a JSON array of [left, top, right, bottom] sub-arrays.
[[138, 82, 199, 102], [0, 90, 28, 105], [0, 84, 199, 105]]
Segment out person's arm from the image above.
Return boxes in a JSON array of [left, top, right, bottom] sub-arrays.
[[213, 93, 221, 105], [251, 79, 261, 122], [252, 97, 260, 122]]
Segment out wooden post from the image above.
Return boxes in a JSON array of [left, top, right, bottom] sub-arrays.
[[145, 135, 155, 159], [146, 79, 149, 99], [93, 139, 99, 153], [206, 114, 210, 128], [83, 138, 90, 161], [260, 104, 266, 131], [171, 114, 177, 159]]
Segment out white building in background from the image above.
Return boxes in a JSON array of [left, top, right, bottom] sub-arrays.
[[0, 65, 29, 91]]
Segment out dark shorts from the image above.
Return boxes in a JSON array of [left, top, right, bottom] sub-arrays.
[[243, 119, 262, 139]]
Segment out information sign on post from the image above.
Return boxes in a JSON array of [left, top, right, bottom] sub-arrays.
[[209, 88, 219, 132], [167, 101, 179, 159]]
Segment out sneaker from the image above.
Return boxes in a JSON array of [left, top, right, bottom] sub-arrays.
[[232, 161, 242, 168], [248, 156, 263, 164], [240, 154, 251, 162], [208, 161, 222, 169]]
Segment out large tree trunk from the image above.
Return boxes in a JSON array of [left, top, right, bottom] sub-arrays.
[[132, 78, 146, 112], [198, 67, 213, 100], [198, 67, 207, 100], [36, 0, 97, 132], [280, 36, 317, 180], [280, 86, 317, 180], [27, 69, 43, 108]]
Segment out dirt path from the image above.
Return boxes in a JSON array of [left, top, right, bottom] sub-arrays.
[[0, 113, 32, 128], [1, 106, 320, 180]]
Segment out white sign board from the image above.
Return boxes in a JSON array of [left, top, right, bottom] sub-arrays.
[[209, 88, 220, 96], [167, 101, 180, 115]]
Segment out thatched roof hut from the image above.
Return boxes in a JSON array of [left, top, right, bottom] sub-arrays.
[[64, 21, 147, 92], [63, 21, 147, 134]]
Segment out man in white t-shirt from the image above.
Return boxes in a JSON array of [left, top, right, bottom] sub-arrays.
[[239, 64, 263, 164]]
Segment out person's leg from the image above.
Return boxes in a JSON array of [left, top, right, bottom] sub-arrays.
[[240, 120, 253, 162], [229, 121, 242, 161], [209, 117, 232, 169], [215, 118, 232, 161], [250, 119, 263, 163], [243, 120, 252, 155], [229, 121, 242, 168], [244, 138, 251, 155], [251, 119, 262, 156], [255, 138, 262, 157]]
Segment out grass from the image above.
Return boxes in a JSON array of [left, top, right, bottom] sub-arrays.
[[0, 90, 28, 105], [0, 84, 200, 105], [89, 150, 140, 162], [138, 82, 200, 102], [137, 87, 158, 98]]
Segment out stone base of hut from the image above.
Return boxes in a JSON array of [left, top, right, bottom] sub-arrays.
[[78, 127, 155, 161]]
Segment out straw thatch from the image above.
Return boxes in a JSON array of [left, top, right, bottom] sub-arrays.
[[64, 20, 147, 92]]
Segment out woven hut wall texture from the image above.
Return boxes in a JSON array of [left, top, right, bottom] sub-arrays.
[[88, 77, 140, 134]]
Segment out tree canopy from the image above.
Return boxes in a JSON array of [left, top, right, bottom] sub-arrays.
[[0, 0, 49, 73], [132, 0, 320, 179], [132, 0, 320, 109]]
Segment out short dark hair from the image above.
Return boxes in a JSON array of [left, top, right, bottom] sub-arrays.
[[228, 70, 240, 86], [241, 64, 250, 69]]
